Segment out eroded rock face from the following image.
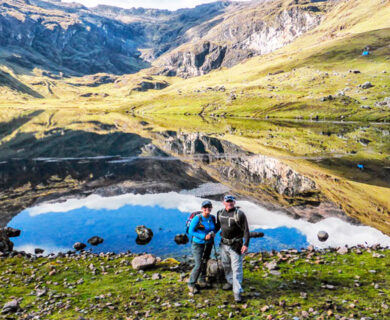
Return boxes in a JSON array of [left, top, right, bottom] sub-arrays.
[[159, 131, 317, 197], [237, 155, 317, 197], [156, 7, 324, 77]]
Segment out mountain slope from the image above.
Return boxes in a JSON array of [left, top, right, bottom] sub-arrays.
[[0, 0, 232, 76], [154, 0, 332, 77], [126, 0, 390, 121]]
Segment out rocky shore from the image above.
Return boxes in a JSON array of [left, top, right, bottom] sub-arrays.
[[0, 244, 389, 320]]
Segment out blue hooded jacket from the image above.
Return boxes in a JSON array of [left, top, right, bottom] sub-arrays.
[[188, 214, 216, 244]]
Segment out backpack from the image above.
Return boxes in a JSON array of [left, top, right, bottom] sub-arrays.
[[186, 211, 216, 234], [216, 207, 241, 230]]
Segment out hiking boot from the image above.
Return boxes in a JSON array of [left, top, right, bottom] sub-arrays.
[[198, 281, 211, 289], [234, 293, 242, 303], [222, 283, 232, 290], [188, 285, 199, 294]]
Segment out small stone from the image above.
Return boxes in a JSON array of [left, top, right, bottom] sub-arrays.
[[174, 234, 189, 245], [360, 81, 373, 89], [2, 300, 19, 314], [152, 273, 162, 280], [73, 242, 86, 251], [261, 305, 270, 312], [87, 236, 104, 246], [36, 288, 48, 297], [337, 246, 348, 255], [264, 260, 278, 271], [317, 231, 329, 242], [34, 248, 44, 254]]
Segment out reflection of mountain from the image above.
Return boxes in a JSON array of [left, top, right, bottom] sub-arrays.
[[151, 130, 348, 222], [0, 125, 365, 229], [0, 129, 214, 227]]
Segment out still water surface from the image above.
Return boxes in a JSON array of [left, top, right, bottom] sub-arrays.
[[8, 187, 390, 257]]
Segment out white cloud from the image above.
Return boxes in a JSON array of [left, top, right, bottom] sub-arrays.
[[14, 244, 69, 254], [25, 191, 390, 249], [62, 0, 251, 11]]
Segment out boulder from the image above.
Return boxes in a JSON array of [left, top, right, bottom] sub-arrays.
[[73, 242, 87, 251], [4, 227, 21, 238], [250, 231, 264, 238], [131, 254, 157, 270], [337, 246, 348, 255], [360, 81, 373, 89], [2, 300, 19, 314], [317, 231, 329, 242], [136, 225, 154, 242], [34, 248, 44, 254], [174, 234, 189, 245], [264, 260, 279, 271], [0, 229, 13, 253], [87, 236, 104, 246]]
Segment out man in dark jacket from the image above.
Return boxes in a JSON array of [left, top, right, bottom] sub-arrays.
[[217, 195, 250, 302]]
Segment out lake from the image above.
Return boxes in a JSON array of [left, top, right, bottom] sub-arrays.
[[7, 185, 390, 257]]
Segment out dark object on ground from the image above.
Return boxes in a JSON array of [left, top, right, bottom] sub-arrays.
[[2, 300, 20, 314], [174, 234, 189, 245], [135, 226, 153, 240], [34, 248, 44, 254], [0, 229, 13, 253], [131, 254, 157, 270], [73, 242, 87, 251], [4, 227, 21, 238], [317, 231, 329, 242], [88, 236, 104, 246], [250, 231, 264, 238], [136, 225, 154, 242], [206, 258, 225, 284]]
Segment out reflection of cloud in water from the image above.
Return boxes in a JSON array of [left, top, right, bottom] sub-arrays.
[[26, 192, 390, 249], [14, 244, 69, 254]]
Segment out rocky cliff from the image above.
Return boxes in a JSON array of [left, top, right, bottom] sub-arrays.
[[0, 0, 230, 76], [0, 0, 332, 78], [154, 1, 329, 77], [154, 130, 348, 222]]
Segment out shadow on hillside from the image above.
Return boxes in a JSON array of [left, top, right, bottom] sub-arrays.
[[0, 110, 44, 139], [0, 129, 152, 160], [0, 70, 44, 98]]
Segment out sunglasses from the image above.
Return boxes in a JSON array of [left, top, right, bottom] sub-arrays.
[[202, 205, 213, 209], [225, 200, 234, 203]]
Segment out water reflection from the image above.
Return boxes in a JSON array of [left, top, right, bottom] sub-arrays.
[[7, 190, 390, 256]]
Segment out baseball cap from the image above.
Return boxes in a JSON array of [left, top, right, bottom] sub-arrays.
[[224, 195, 236, 202], [201, 200, 213, 207]]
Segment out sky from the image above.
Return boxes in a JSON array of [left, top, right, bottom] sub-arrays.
[[62, 0, 251, 11]]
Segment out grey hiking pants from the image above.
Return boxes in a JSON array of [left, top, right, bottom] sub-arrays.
[[220, 243, 243, 295]]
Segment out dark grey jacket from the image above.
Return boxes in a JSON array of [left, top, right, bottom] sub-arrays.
[[216, 207, 250, 247]]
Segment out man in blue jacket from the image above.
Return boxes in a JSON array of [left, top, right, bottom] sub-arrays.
[[187, 200, 217, 294]]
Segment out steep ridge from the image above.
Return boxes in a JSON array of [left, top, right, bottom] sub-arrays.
[[0, 0, 334, 79], [154, 0, 331, 77], [0, 0, 232, 76]]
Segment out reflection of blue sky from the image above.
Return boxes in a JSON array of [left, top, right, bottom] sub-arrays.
[[8, 190, 390, 255]]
